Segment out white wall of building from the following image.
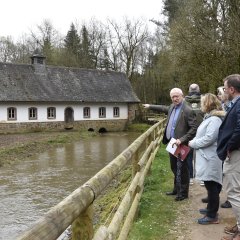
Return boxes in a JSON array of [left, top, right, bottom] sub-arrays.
[[0, 103, 129, 123]]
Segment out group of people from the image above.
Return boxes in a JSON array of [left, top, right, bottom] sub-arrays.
[[143, 74, 240, 240]]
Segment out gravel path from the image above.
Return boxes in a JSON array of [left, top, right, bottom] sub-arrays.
[[176, 179, 235, 240]]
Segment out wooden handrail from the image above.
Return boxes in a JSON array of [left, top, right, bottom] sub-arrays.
[[17, 119, 167, 240]]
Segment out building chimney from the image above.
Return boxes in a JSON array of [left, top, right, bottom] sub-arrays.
[[31, 48, 46, 65], [30, 48, 46, 74]]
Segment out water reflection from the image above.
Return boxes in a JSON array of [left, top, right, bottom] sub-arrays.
[[0, 132, 140, 240]]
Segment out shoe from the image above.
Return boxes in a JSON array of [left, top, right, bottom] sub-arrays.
[[221, 230, 240, 240], [175, 196, 188, 201], [190, 178, 194, 185], [166, 191, 177, 196], [224, 224, 238, 235], [197, 215, 219, 225], [200, 181, 205, 186], [201, 197, 209, 203], [199, 208, 208, 215], [221, 200, 232, 208], [221, 235, 233, 240]]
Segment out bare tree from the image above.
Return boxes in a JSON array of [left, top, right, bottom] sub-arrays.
[[107, 18, 150, 80], [0, 36, 18, 62], [86, 18, 109, 69], [29, 19, 63, 65]]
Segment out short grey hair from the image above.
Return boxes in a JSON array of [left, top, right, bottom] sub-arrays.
[[170, 88, 183, 96], [189, 83, 200, 93]]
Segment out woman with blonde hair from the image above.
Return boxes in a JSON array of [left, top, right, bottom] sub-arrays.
[[189, 93, 225, 224]]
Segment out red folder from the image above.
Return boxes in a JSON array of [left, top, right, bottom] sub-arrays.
[[174, 144, 190, 161], [166, 138, 190, 161]]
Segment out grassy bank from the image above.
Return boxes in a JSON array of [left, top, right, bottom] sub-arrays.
[[0, 130, 97, 167], [0, 123, 151, 167], [93, 143, 184, 239], [126, 123, 151, 133], [128, 145, 182, 240]]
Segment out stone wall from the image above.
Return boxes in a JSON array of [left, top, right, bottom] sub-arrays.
[[128, 103, 140, 122], [0, 119, 129, 134]]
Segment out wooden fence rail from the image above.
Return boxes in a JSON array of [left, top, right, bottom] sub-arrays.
[[17, 119, 166, 240]]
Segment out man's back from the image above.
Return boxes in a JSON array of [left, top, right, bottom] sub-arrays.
[[185, 93, 203, 126]]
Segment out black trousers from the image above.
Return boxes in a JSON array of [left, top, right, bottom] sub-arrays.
[[204, 181, 222, 218], [186, 149, 194, 178], [169, 153, 189, 197]]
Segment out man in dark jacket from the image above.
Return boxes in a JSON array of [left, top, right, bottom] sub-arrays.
[[143, 88, 198, 201], [185, 83, 203, 126], [185, 83, 204, 185], [217, 74, 240, 240]]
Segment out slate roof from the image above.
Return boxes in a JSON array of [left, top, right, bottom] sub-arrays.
[[0, 62, 140, 103]]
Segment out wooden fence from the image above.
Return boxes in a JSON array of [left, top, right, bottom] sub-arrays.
[[143, 112, 166, 123], [17, 118, 166, 240]]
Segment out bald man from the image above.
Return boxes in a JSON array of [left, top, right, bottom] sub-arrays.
[[143, 88, 198, 200]]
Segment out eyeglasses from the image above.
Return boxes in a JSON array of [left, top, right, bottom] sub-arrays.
[[223, 86, 232, 92]]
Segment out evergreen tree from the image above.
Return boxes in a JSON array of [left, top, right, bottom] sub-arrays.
[[79, 25, 95, 68], [163, 0, 185, 24], [63, 23, 81, 67], [64, 23, 81, 57], [42, 37, 53, 65], [100, 48, 112, 70]]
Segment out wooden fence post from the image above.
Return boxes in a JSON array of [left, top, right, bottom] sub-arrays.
[[147, 133, 153, 175], [71, 204, 94, 240], [132, 149, 139, 177]]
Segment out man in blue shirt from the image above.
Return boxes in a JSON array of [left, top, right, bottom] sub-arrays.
[[143, 88, 198, 201]]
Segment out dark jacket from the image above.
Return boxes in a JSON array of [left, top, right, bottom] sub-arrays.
[[217, 97, 240, 160], [185, 93, 204, 126], [149, 100, 198, 145]]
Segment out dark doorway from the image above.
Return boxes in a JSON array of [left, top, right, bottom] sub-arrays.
[[65, 107, 74, 129]]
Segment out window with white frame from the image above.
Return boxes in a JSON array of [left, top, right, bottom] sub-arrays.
[[113, 107, 120, 117], [99, 107, 106, 118], [7, 107, 17, 120], [83, 107, 90, 118], [47, 107, 56, 119], [29, 107, 37, 120]]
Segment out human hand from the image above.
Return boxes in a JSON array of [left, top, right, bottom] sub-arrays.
[[143, 104, 150, 108], [175, 139, 182, 146]]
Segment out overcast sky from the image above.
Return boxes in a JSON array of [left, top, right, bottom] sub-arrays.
[[1, 0, 164, 40]]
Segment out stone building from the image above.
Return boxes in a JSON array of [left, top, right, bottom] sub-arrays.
[[0, 50, 140, 133]]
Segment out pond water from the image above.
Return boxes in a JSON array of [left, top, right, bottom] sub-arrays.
[[0, 132, 140, 240]]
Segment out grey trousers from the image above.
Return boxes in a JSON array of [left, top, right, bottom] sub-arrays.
[[223, 149, 240, 230]]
